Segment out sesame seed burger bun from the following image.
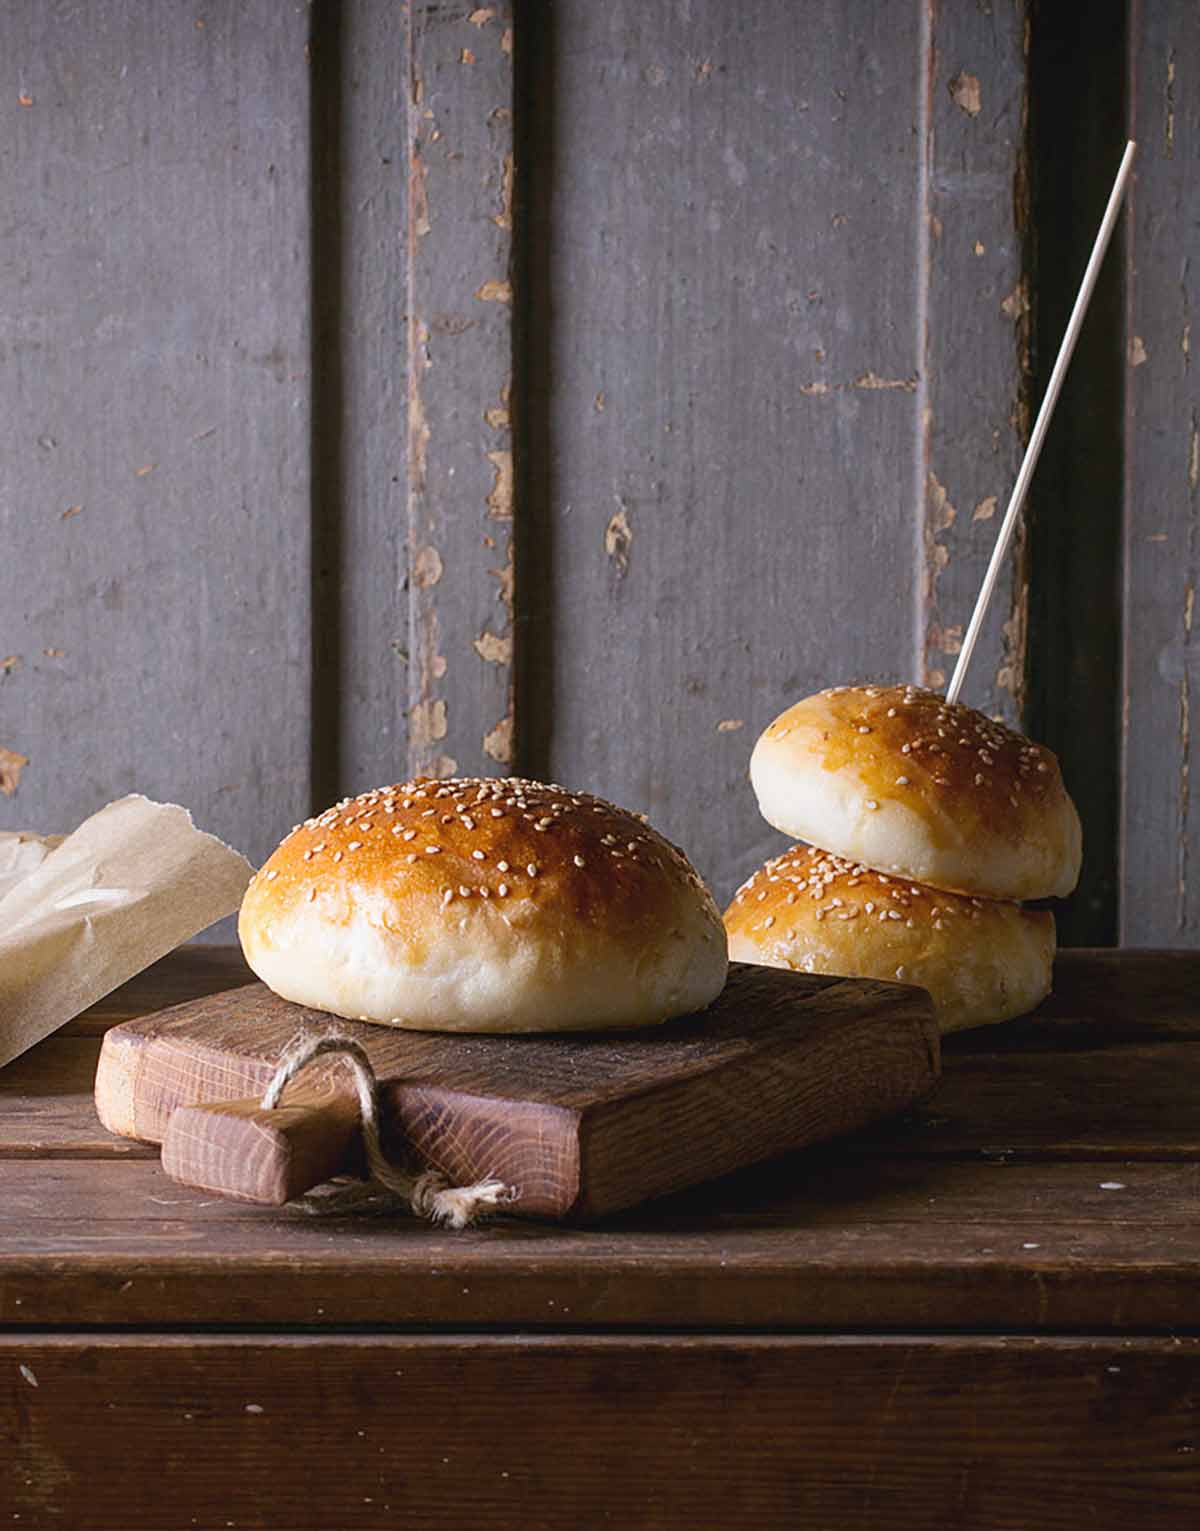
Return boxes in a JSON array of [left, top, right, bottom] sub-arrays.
[[750, 685, 1082, 901], [238, 777, 728, 1034], [725, 845, 1055, 1034]]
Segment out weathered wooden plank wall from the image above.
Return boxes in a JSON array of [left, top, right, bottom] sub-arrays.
[[2, 0, 1198, 948], [919, 1, 1031, 719], [0, 2, 312, 871], [1121, 0, 1200, 944], [406, 0, 516, 781], [520, 0, 1031, 903]]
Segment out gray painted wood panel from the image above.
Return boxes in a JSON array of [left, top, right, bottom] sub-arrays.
[[530, 0, 1031, 907], [333, 1, 411, 798], [1121, 0, 1200, 943], [919, 0, 1031, 723], [406, 0, 515, 781], [0, 2, 311, 881]]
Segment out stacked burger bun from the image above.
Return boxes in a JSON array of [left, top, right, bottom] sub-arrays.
[[725, 684, 1082, 1034]]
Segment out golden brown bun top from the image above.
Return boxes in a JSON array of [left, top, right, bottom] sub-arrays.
[[723, 842, 1055, 1034], [726, 841, 997, 937], [249, 775, 717, 952], [750, 684, 1082, 899], [765, 684, 1063, 833]]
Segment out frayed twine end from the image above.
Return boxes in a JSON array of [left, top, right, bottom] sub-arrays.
[[262, 1031, 517, 1228]]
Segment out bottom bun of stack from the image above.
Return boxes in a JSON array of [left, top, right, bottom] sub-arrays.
[[725, 844, 1053, 1035]]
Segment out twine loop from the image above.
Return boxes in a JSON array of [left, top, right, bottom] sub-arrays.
[[262, 1032, 515, 1228]]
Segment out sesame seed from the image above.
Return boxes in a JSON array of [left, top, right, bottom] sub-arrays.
[[265, 869, 278, 881], [307, 886, 317, 902], [574, 854, 586, 867], [332, 852, 343, 864], [858, 725, 871, 734], [527, 863, 538, 877], [313, 842, 325, 853], [442, 889, 454, 907], [763, 915, 775, 928], [896, 775, 910, 786], [497, 860, 510, 872], [403, 829, 416, 841], [459, 885, 472, 897], [303, 850, 313, 861], [462, 815, 476, 829], [472, 849, 485, 861], [405, 853, 417, 864], [865, 799, 879, 811], [347, 841, 362, 851], [425, 846, 442, 855], [498, 883, 509, 897]]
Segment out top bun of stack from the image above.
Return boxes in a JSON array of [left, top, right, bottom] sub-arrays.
[[750, 684, 1081, 902]]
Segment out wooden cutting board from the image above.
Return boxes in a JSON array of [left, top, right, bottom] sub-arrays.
[[94, 963, 939, 1221]]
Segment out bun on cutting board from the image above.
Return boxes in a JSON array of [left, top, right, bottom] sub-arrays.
[[750, 684, 1081, 901], [239, 777, 728, 1033], [724, 843, 1054, 1034]]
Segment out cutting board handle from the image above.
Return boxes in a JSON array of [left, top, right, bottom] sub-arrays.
[[161, 1084, 362, 1205]]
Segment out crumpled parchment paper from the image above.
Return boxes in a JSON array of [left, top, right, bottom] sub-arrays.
[[0, 794, 253, 1069]]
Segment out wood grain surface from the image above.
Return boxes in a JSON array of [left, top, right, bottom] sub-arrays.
[[0, 946, 1197, 1333], [2, 1335, 1197, 1530], [94, 964, 939, 1218], [0, 2, 313, 882], [6, 945, 1200, 1527]]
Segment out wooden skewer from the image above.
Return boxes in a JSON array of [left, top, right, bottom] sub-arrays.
[[945, 140, 1137, 707]]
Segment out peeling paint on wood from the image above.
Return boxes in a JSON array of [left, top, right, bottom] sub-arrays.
[[473, 630, 512, 664], [0, 747, 27, 797], [948, 71, 983, 117], [406, 0, 515, 780], [604, 507, 633, 577], [919, 1, 1031, 723]]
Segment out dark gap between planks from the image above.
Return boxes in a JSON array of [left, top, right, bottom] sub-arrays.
[[1026, 0, 1127, 945], [309, 0, 345, 811]]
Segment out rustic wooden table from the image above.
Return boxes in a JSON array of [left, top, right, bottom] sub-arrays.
[[3, 947, 1199, 1528]]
